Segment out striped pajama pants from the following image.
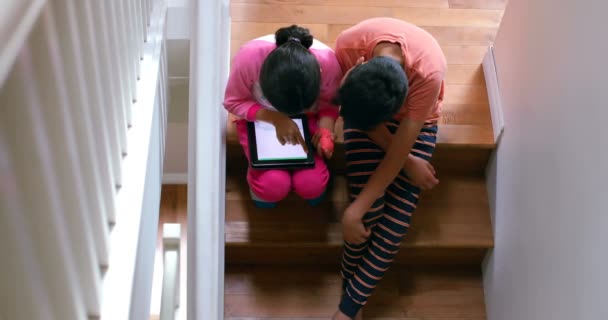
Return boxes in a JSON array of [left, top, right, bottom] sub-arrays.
[[339, 119, 438, 318]]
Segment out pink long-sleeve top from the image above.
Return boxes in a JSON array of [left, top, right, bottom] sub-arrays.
[[223, 35, 342, 121]]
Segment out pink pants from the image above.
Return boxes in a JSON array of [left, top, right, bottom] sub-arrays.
[[235, 115, 329, 202]]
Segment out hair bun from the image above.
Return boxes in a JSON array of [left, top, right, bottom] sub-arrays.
[[275, 25, 314, 49]]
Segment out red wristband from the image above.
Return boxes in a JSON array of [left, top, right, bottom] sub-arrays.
[[318, 128, 334, 153]]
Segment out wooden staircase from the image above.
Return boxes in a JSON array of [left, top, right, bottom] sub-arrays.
[[158, 116, 497, 318], [221, 1, 503, 317], [158, 0, 504, 318], [224, 111, 495, 318], [225, 115, 495, 262]]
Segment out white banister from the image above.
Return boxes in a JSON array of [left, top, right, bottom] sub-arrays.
[[0, 42, 88, 320], [73, 0, 117, 225], [101, 1, 168, 319], [143, 0, 150, 42], [90, 0, 124, 192], [187, 0, 231, 319], [50, 0, 111, 269], [29, 6, 102, 314], [0, 0, 169, 319], [108, 0, 130, 156]]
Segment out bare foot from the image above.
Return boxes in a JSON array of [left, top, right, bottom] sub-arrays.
[[332, 310, 351, 320], [332, 310, 363, 320]]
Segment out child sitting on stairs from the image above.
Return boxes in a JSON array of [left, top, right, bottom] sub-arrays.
[[223, 25, 342, 208], [331, 17, 447, 320]]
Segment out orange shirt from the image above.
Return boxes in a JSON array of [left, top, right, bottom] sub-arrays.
[[335, 18, 447, 122]]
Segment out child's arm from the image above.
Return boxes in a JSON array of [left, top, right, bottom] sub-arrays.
[[223, 45, 264, 121], [353, 118, 427, 205], [366, 125, 392, 150], [313, 49, 343, 157], [367, 124, 437, 189]]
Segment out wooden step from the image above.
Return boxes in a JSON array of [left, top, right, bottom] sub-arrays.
[[225, 173, 493, 265], [225, 264, 487, 319], [226, 115, 495, 175]]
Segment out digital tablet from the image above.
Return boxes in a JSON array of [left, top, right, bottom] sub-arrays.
[[247, 115, 315, 169]]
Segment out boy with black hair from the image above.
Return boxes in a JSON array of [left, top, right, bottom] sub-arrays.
[[332, 18, 447, 320]]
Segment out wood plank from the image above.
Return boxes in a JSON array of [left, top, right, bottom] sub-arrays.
[[225, 212, 493, 248], [224, 173, 493, 265], [232, 0, 450, 8], [448, 0, 506, 10], [423, 26, 497, 45], [231, 4, 503, 28], [225, 265, 398, 296], [231, 3, 393, 24], [431, 147, 492, 175], [436, 124, 494, 148], [444, 84, 489, 104], [445, 64, 484, 85], [440, 104, 491, 126], [227, 174, 489, 207], [225, 265, 487, 318], [227, 246, 489, 265], [442, 45, 488, 64], [225, 205, 492, 248], [230, 22, 329, 43]]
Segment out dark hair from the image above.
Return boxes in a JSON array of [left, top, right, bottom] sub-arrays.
[[259, 25, 320, 115], [336, 56, 408, 130]]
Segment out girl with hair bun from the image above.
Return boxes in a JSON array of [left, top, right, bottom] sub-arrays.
[[223, 25, 342, 208]]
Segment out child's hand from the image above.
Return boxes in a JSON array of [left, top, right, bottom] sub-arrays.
[[403, 156, 439, 190], [342, 204, 371, 244], [312, 128, 335, 158], [271, 113, 308, 153]]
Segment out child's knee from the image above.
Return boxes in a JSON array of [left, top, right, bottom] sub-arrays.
[[248, 169, 291, 202], [292, 168, 329, 200]]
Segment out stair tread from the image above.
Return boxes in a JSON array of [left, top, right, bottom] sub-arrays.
[[226, 114, 495, 175], [225, 265, 487, 319], [225, 174, 494, 249], [226, 114, 495, 149]]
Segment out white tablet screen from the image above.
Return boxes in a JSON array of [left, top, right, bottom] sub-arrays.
[[254, 119, 308, 161]]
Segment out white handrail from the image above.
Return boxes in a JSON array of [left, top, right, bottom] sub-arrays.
[[0, 0, 168, 319], [187, 0, 231, 319]]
